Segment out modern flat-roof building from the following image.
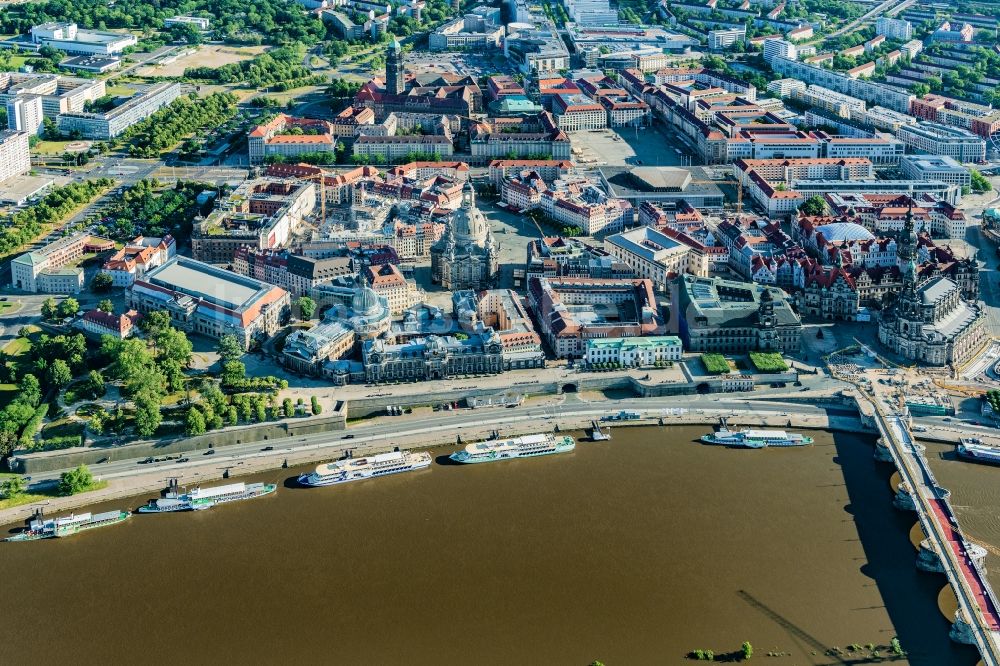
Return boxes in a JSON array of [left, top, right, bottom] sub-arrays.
[[598, 166, 725, 211], [429, 7, 503, 51], [678, 274, 802, 354], [771, 55, 913, 112], [60, 55, 121, 74], [0, 72, 105, 121], [56, 82, 182, 139], [896, 121, 987, 163], [708, 27, 746, 50], [762, 38, 797, 64], [30, 22, 136, 55], [876, 17, 912, 40], [191, 178, 316, 264], [899, 155, 971, 188], [164, 16, 211, 31], [0, 129, 30, 184], [130, 257, 290, 349]]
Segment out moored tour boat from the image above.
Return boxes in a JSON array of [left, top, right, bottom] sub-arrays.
[[5, 510, 130, 542], [449, 433, 575, 463], [298, 450, 432, 487]]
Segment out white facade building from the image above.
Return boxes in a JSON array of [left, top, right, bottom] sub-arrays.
[[762, 38, 797, 64], [585, 336, 683, 367], [899, 154, 971, 187], [876, 17, 912, 40], [6, 96, 43, 135], [708, 28, 745, 50]]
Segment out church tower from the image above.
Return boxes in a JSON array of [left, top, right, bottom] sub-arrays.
[[898, 203, 918, 292], [385, 38, 405, 96]]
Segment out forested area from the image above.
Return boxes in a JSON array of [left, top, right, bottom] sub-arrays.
[[0, 0, 325, 45], [96, 179, 212, 242]]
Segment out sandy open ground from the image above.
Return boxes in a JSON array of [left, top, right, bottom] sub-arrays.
[[138, 44, 267, 77]]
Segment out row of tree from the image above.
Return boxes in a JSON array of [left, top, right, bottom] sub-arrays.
[[183, 46, 324, 90], [119, 92, 238, 158], [0, 179, 112, 258]]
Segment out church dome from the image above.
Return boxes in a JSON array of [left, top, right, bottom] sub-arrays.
[[352, 284, 382, 316], [452, 182, 488, 243]]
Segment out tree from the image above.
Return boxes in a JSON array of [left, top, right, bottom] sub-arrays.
[[41, 297, 58, 320], [283, 397, 293, 418], [18, 374, 41, 408], [311, 395, 322, 415], [222, 360, 246, 383], [971, 169, 993, 194], [58, 464, 95, 495], [98, 299, 114, 313], [0, 474, 26, 499], [89, 410, 107, 435], [742, 641, 753, 660], [798, 196, 826, 216], [185, 406, 207, 436], [297, 296, 317, 320], [217, 334, 244, 365], [47, 358, 72, 388], [58, 297, 79, 318], [91, 272, 114, 292], [226, 405, 238, 426], [142, 310, 172, 337], [133, 390, 163, 437], [155, 327, 193, 367]]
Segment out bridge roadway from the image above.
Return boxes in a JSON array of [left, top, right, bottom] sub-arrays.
[[868, 390, 1000, 663]]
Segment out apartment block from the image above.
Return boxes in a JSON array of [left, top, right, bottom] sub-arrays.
[[896, 121, 986, 163], [56, 82, 181, 139]]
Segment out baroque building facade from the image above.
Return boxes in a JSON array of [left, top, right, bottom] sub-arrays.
[[878, 209, 987, 367], [430, 182, 499, 290]]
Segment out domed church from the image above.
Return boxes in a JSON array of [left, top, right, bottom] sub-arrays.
[[430, 182, 499, 290]]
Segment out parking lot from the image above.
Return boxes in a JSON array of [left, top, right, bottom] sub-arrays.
[[570, 126, 693, 168]]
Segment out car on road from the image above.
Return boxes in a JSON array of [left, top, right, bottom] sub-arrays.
[[177, 457, 190, 463], [204, 449, 215, 455], [139, 457, 154, 464], [262, 446, 274, 451], [343, 434, 355, 439]]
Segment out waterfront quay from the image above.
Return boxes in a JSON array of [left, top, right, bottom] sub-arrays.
[[0, 393, 858, 526]]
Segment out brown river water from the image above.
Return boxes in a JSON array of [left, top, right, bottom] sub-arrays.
[[0, 426, 982, 665]]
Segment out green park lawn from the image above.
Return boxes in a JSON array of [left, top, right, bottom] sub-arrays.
[[748, 351, 789, 373], [32, 140, 79, 156], [701, 353, 731, 375]]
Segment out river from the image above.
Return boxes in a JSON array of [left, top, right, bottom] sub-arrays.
[[0, 426, 980, 665]]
